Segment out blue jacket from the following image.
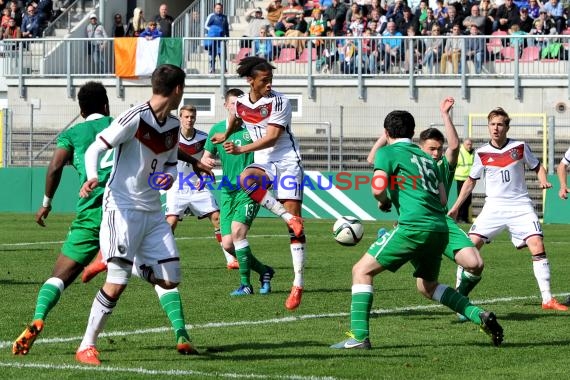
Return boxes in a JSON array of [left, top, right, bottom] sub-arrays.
[[205, 12, 229, 37]]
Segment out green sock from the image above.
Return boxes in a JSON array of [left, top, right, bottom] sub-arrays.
[[456, 270, 481, 297], [33, 278, 64, 321], [350, 286, 373, 341], [157, 288, 189, 341], [438, 285, 483, 324], [235, 246, 252, 286]]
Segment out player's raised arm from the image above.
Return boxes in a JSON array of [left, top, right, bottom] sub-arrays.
[[440, 97, 460, 168], [36, 148, 73, 226], [367, 135, 387, 165], [448, 176, 476, 218]]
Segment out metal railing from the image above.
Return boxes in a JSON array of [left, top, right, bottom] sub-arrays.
[[1, 34, 570, 99]]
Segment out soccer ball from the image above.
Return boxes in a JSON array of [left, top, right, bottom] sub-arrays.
[[333, 216, 364, 246]]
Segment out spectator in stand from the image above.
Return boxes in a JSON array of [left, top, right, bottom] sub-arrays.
[[21, 4, 41, 38], [479, 0, 494, 34], [433, 0, 449, 26], [253, 26, 274, 60], [309, 7, 328, 57], [139, 20, 162, 40], [421, 7, 438, 35], [491, 0, 520, 32], [402, 25, 423, 73], [339, 29, 357, 73], [517, 7, 533, 32], [380, 20, 403, 73], [537, 9, 556, 34], [9, 1, 22, 28], [527, 0, 540, 20], [440, 24, 463, 73], [266, 0, 284, 27], [204, 3, 230, 74], [86, 13, 107, 73], [244, 7, 271, 48], [386, 0, 405, 24], [346, 2, 363, 26], [126, 7, 145, 37], [153, 3, 173, 38], [2, 16, 21, 39], [397, 7, 418, 34], [367, 8, 387, 34], [1, 7, 10, 29], [464, 24, 484, 74], [362, 27, 379, 73], [349, 13, 366, 36], [508, 23, 527, 49], [441, 4, 461, 34], [324, 0, 348, 36], [275, 0, 303, 32], [463, 5, 487, 34], [415, 0, 428, 30], [112, 13, 126, 37], [542, 0, 564, 33], [529, 18, 549, 49], [31, 0, 52, 25], [422, 24, 443, 73]]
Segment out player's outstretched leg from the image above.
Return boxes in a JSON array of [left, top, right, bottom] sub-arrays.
[[154, 286, 198, 354], [82, 251, 107, 283], [13, 277, 64, 355], [285, 230, 306, 310], [432, 284, 504, 346]]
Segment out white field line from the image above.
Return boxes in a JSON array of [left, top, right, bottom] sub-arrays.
[[0, 362, 337, 380], [2, 292, 568, 350], [0, 234, 290, 247]]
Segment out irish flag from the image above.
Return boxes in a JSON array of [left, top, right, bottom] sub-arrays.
[[114, 38, 183, 78]]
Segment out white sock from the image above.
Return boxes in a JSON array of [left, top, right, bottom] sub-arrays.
[[455, 265, 463, 289], [290, 242, 305, 287], [258, 191, 293, 221], [222, 246, 235, 264], [532, 257, 552, 303], [78, 290, 117, 350]]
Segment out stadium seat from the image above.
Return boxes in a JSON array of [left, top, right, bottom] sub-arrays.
[[232, 47, 250, 63], [520, 46, 540, 62], [486, 31, 506, 55], [273, 48, 297, 63], [296, 48, 317, 63], [496, 46, 516, 62]]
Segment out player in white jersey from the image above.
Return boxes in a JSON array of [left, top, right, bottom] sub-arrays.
[[76, 65, 198, 366], [557, 146, 570, 200], [166, 104, 239, 269], [449, 107, 568, 311], [211, 56, 306, 310], [556, 146, 570, 306]]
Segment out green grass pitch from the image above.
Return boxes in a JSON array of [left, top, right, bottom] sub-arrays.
[[0, 214, 569, 379]]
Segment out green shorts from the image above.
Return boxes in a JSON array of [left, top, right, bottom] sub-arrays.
[[442, 216, 475, 261], [366, 225, 449, 282], [61, 208, 102, 266], [219, 190, 260, 236]]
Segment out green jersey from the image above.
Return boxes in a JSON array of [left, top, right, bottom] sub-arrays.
[[205, 120, 254, 193], [56, 116, 114, 216], [374, 139, 447, 232], [436, 156, 455, 211]]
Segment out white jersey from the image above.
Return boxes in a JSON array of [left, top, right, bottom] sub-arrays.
[[174, 129, 209, 187], [235, 90, 301, 164], [470, 139, 539, 208], [100, 102, 179, 212], [561, 146, 570, 165]]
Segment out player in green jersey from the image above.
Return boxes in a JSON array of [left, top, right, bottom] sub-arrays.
[[331, 109, 503, 350], [367, 98, 484, 312], [202, 88, 275, 296], [13, 82, 114, 355]]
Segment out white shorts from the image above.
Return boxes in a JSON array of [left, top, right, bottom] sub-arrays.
[[469, 204, 543, 248], [100, 209, 180, 282], [248, 160, 304, 201], [165, 186, 219, 219]]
